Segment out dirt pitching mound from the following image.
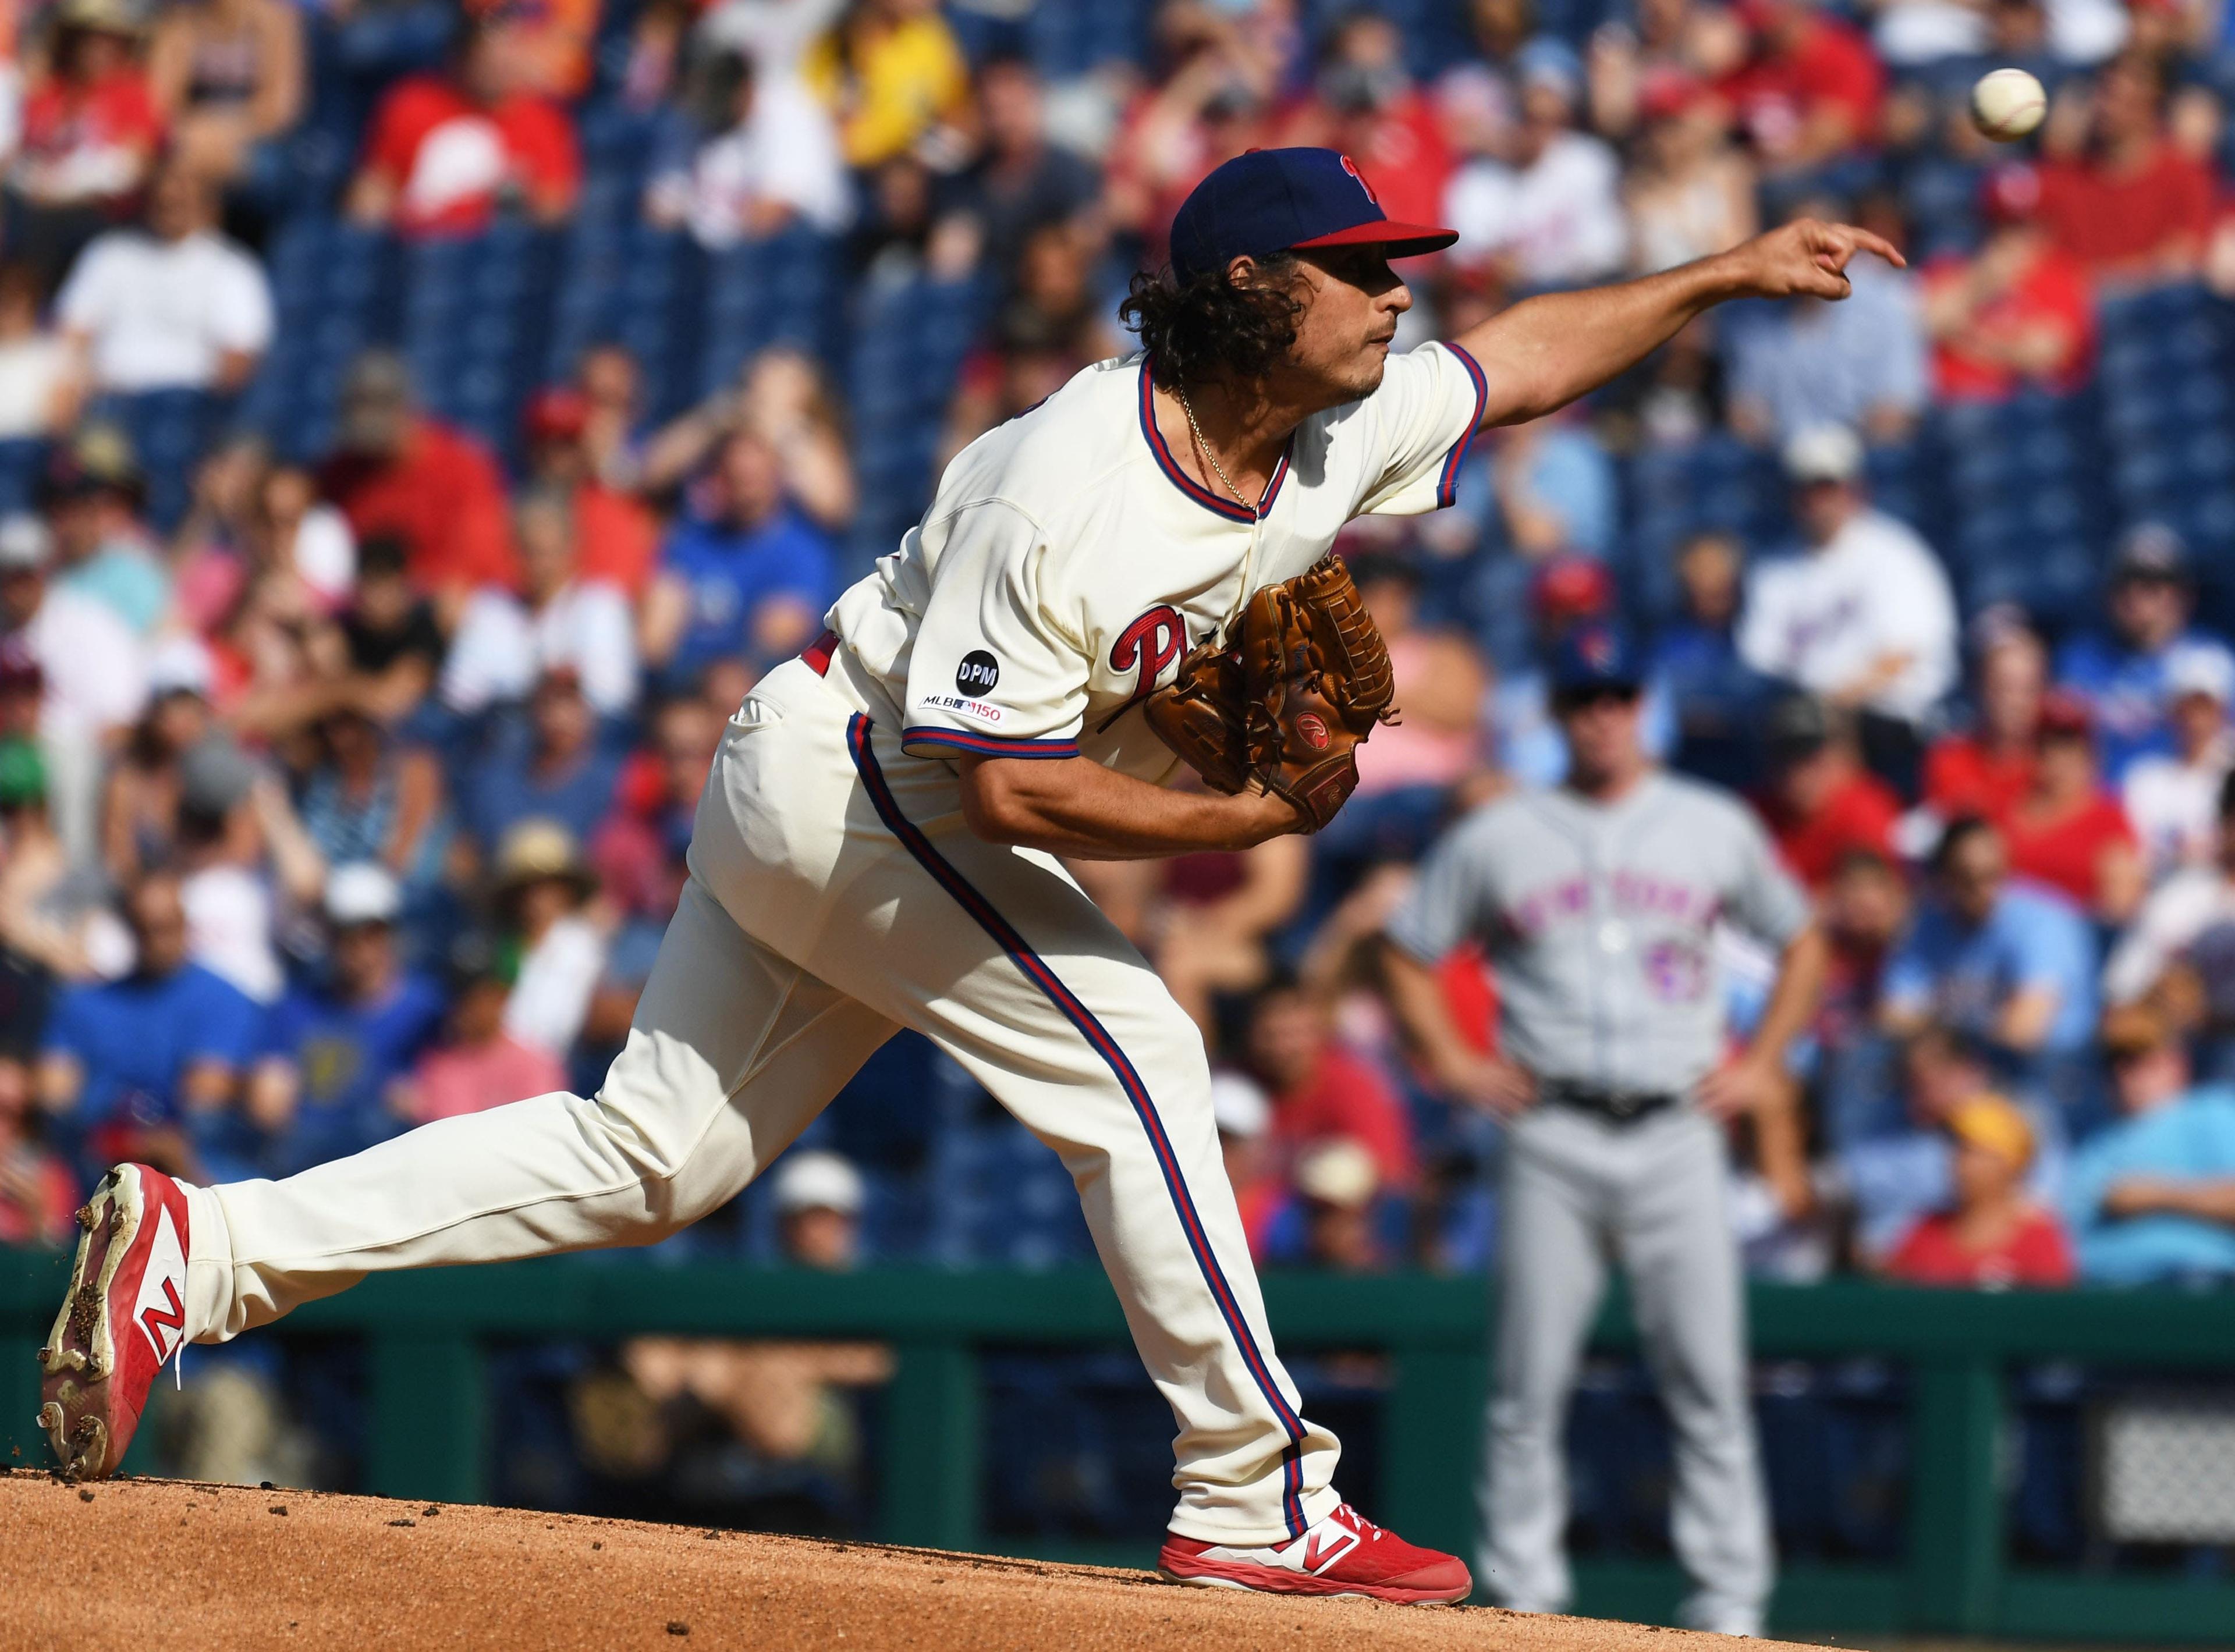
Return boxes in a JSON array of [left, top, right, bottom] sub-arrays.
[[3, 1469, 1810, 1651]]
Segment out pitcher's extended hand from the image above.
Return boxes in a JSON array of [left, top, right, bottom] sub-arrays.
[[1723, 218, 1906, 302]]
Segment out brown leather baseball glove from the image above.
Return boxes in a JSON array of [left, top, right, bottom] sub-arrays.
[[1142, 557, 1398, 831]]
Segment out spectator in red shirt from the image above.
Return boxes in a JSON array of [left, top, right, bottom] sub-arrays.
[[1718, 0, 1886, 177], [1103, 3, 1275, 262], [591, 696, 722, 928], [1923, 616, 2044, 823], [2036, 52, 2213, 289], [1275, 12, 1453, 240], [1753, 692, 1901, 892], [1885, 1093, 2076, 1288], [395, 939, 568, 1125], [1924, 164, 2095, 402], [318, 350, 519, 618], [5, 0, 166, 287], [1241, 971, 1417, 1193], [2003, 692, 2145, 922], [521, 388, 659, 598], [345, 18, 581, 239], [1211, 1069, 1285, 1259]]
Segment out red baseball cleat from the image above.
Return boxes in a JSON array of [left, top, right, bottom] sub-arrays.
[[1159, 1502, 1471, 1604], [38, 1164, 191, 1479]]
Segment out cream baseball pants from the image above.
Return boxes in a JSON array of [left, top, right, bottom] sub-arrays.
[[175, 656, 1340, 1544]]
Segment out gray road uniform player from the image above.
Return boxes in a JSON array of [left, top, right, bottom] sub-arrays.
[[1386, 767, 1811, 1632]]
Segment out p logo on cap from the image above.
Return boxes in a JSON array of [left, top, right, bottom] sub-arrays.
[[1167, 148, 1457, 282], [1338, 154, 1380, 207]]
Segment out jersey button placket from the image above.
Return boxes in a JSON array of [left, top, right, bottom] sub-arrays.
[[1583, 822, 1614, 1093]]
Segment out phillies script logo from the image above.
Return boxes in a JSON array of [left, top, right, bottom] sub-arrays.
[[1339, 154, 1380, 207], [1101, 605, 1186, 729], [1296, 712, 1330, 750]]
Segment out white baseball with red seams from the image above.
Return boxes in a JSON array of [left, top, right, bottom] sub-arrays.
[[1972, 67, 2048, 141], [40, 344, 1487, 1586]]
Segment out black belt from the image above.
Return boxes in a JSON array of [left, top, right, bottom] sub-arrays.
[[1539, 1082, 1679, 1125]]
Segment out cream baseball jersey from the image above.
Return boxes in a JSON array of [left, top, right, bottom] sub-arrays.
[[825, 342, 1489, 781]]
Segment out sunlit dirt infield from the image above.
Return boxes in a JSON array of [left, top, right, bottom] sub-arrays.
[[2, 1468, 1823, 1651]]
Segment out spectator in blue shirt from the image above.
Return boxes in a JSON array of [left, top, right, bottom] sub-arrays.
[[246, 864, 446, 1180], [641, 429, 836, 694], [2055, 524, 2235, 782], [466, 664, 623, 852], [1725, 201, 1929, 447], [1840, 1024, 2069, 1264], [1883, 816, 2098, 1058], [1649, 532, 1771, 791], [36, 871, 262, 1184], [2066, 1003, 2235, 1284]]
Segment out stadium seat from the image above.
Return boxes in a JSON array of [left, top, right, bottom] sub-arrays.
[[93, 390, 225, 534], [847, 268, 994, 566], [242, 216, 403, 460], [0, 438, 47, 517], [698, 228, 845, 402], [928, 1119, 1094, 1270]]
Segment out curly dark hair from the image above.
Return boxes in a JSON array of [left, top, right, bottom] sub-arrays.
[[1119, 254, 1303, 388]]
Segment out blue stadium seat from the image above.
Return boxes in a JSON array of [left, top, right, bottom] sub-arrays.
[[1023, 0, 1154, 74], [97, 390, 225, 534], [546, 222, 707, 422], [847, 268, 994, 566], [395, 223, 564, 465], [928, 1120, 1093, 1269], [1923, 389, 2105, 626], [2088, 284, 2235, 570], [0, 438, 46, 517], [1900, 155, 1989, 262], [698, 228, 845, 401], [242, 216, 403, 460]]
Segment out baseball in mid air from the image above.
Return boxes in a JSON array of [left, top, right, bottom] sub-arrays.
[[1971, 67, 2048, 141]]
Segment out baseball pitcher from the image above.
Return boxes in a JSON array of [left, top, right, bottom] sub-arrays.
[[41, 148, 1888, 1603], [1382, 623, 1829, 1632]]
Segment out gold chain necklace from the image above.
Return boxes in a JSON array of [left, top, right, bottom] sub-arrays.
[[1176, 382, 1256, 516]]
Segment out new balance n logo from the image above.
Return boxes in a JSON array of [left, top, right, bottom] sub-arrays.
[[132, 1203, 188, 1365], [1300, 1525, 1359, 1573]]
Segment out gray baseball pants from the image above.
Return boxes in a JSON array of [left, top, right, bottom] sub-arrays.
[[1480, 1101, 1773, 1634]]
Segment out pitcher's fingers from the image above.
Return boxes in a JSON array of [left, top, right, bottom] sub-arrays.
[[1834, 222, 1908, 267]]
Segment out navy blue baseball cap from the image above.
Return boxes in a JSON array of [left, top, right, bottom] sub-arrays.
[[1169, 147, 1459, 283], [1550, 623, 1643, 695]]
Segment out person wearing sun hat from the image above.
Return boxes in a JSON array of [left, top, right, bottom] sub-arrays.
[[492, 818, 606, 1061], [1883, 1091, 2076, 1289]]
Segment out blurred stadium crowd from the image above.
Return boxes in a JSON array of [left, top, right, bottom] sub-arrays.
[[6, 0, 2235, 1538]]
